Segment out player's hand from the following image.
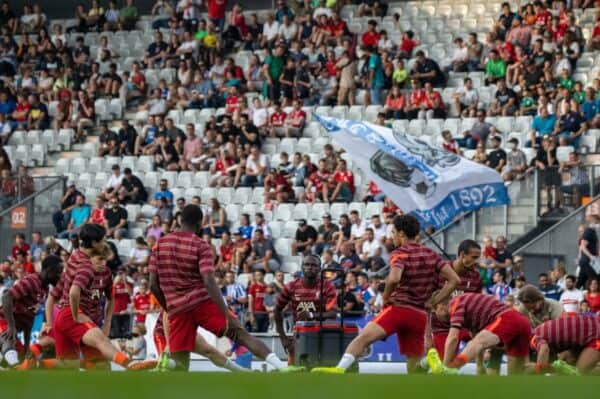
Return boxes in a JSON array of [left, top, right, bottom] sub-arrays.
[[296, 310, 312, 321], [224, 315, 241, 338], [40, 323, 52, 335]]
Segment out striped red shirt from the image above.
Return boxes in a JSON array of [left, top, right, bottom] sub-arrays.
[[431, 267, 483, 333], [531, 315, 600, 352], [148, 231, 215, 316], [57, 249, 113, 325], [0, 273, 47, 329], [449, 293, 509, 333], [389, 242, 449, 310], [275, 278, 336, 319]]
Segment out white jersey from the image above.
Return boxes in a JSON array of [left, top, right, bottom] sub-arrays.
[[560, 289, 584, 313]]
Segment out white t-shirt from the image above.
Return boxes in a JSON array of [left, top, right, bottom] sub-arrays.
[[263, 21, 280, 41], [106, 173, 124, 189], [253, 107, 268, 128], [278, 23, 298, 41], [209, 64, 226, 88], [451, 46, 468, 63], [362, 239, 381, 257], [350, 220, 367, 239], [368, 223, 387, 242], [148, 98, 167, 116], [560, 289, 584, 313], [456, 86, 479, 106], [246, 154, 268, 175], [129, 247, 150, 263]]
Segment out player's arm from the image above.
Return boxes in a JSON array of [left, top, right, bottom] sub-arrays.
[[69, 284, 82, 322], [443, 327, 461, 367], [149, 271, 167, 310], [535, 341, 551, 372], [102, 293, 115, 337], [1, 290, 17, 343], [428, 263, 460, 309]]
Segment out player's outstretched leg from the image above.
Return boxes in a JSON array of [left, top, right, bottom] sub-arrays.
[[81, 327, 156, 371], [312, 322, 387, 374], [575, 346, 600, 374], [440, 330, 500, 373]]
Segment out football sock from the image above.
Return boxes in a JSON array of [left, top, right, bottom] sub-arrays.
[[29, 343, 43, 359], [4, 350, 19, 367], [224, 358, 250, 372], [450, 353, 468, 369], [112, 351, 130, 367], [265, 353, 287, 370], [39, 359, 59, 369], [337, 354, 356, 371]]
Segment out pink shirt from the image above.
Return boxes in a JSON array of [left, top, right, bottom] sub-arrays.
[[183, 136, 202, 161]]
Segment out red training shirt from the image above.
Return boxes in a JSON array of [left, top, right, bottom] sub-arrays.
[[449, 293, 509, 333], [133, 291, 151, 323], [0, 273, 47, 330], [275, 278, 336, 320], [248, 283, 267, 312], [531, 315, 599, 352]]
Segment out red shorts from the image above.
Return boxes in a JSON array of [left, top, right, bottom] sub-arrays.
[[432, 329, 472, 361], [372, 305, 427, 358], [154, 334, 167, 356], [168, 300, 230, 353], [0, 319, 26, 355], [484, 309, 531, 357], [53, 307, 101, 360], [586, 339, 600, 351]]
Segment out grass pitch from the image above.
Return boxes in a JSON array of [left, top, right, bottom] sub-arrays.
[[0, 372, 598, 399]]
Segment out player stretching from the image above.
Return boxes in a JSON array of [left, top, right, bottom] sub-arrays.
[[51, 224, 154, 370], [153, 309, 248, 372], [274, 254, 337, 362], [0, 255, 62, 368], [149, 205, 301, 372], [530, 315, 600, 375], [429, 293, 531, 374], [428, 239, 483, 361], [312, 215, 460, 374]]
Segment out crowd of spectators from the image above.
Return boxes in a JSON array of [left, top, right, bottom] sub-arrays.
[[1, 0, 600, 349]]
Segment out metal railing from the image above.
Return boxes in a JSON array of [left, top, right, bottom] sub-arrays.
[[0, 176, 66, 260]]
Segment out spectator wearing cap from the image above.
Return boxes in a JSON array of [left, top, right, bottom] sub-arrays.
[[58, 194, 90, 239], [291, 219, 318, 255], [559, 152, 589, 208], [104, 198, 128, 239], [264, 167, 294, 206], [246, 228, 281, 273], [103, 164, 124, 200], [503, 138, 527, 182], [118, 168, 147, 205], [487, 136, 507, 173], [52, 181, 82, 234]]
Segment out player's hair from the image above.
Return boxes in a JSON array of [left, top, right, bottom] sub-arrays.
[[517, 285, 545, 304], [41, 254, 62, 271], [302, 254, 321, 266], [181, 204, 203, 227], [392, 214, 420, 239], [89, 243, 111, 259], [457, 239, 481, 256], [79, 223, 106, 248]]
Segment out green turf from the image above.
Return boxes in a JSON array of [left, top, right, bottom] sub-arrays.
[[0, 372, 598, 399]]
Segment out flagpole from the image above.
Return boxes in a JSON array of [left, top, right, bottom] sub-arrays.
[[422, 230, 453, 261]]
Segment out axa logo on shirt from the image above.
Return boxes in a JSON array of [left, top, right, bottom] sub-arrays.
[[296, 301, 317, 314]]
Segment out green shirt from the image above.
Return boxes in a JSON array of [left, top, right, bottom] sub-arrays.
[[573, 91, 585, 104], [559, 77, 574, 91], [194, 30, 207, 40], [265, 54, 284, 80], [393, 68, 408, 84], [485, 59, 506, 78], [120, 6, 138, 19], [521, 96, 535, 108]]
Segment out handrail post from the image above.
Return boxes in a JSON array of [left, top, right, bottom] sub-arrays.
[[533, 168, 539, 223], [471, 211, 477, 241], [503, 205, 508, 238]]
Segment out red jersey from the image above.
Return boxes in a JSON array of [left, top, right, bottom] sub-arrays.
[[409, 89, 427, 107], [131, 72, 146, 93], [593, 25, 600, 38], [207, 0, 227, 19], [443, 140, 460, 154], [13, 102, 30, 122], [449, 293, 509, 333], [219, 242, 234, 263], [389, 242, 449, 309], [423, 90, 442, 109], [266, 173, 292, 194], [90, 207, 106, 225], [431, 266, 483, 334], [214, 157, 235, 176], [325, 61, 338, 77], [309, 171, 330, 192], [112, 278, 132, 313], [483, 246, 497, 260], [270, 110, 286, 126], [328, 19, 346, 36], [361, 31, 380, 47], [400, 38, 417, 55], [11, 243, 30, 259], [288, 109, 306, 127], [535, 10, 551, 27], [531, 316, 600, 352], [248, 283, 267, 312], [0, 273, 47, 330], [133, 292, 151, 323], [57, 249, 113, 325], [368, 181, 382, 196], [225, 95, 240, 115], [148, 231, 215, 316], [333, 170, 355, 194], [275, 278, 336, 319], [585, 292, 600, 313]]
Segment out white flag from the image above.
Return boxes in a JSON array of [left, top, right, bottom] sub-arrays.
[[315, 115, 510, 229]]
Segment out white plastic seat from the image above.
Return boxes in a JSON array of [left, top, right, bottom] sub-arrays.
[[297, 138, 313, 154], [217, 187, 234, 204], [329, 203, 348, 220], [269, 221, 282, 238], [88, 157, 105, 174], [57, 129, 73, 150], [41, 130, 58, 151], [292, 203, 309, 220], [201, 188, 217, 200], [183, 109, 200, 124], [176, 171, 193, 188], [348, 105, 364, 120], [557, 146, 575, 163], [24, 130, 41, 145], [241, 203, 257, 216], [365, 202, 384, 218], [279, 138, 297, 155], [348, 202, 366, 217], [251, 188, 264, 204], [225, 204, 240, 223], [117, 239, 134, 257], [275, 238, 292, 257], [274, 204, 294, 221], [94, 99, 110, 121], [81, 142, 98, 158], [364, 105, 382, 122], [233, 187, 252, 204], [93, 172, 109, 189], [77, 173, 94, 189], [143, 171, 160, 188], [109, 99, 123, 118], [310, 203, 330, 220], [54, 158, 71, 175], [283, 221, 299, 238], [331, 106, 348, 120], [125, 204, 141, 222], [9, 130, 26, 146], [136, 156, 154, 173]]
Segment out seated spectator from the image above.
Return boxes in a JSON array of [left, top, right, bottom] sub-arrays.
[[553, 101, 587, 148], [222, 270, 247, 320], [291, 219, 318, 255], [314, 67, 338, 106], [484, 49, 506, 85], [559, 152, 589, 207], [245, 228, 281, 273], [328, 159, 354, 203], [27, 93, 49, 130], [502, 138, 527, 182], [357, 228, 383, 271], [202, 198, 229, 238], [582, 88, 600, 129], [383, 85, 407, 119], [103, 164, 124, 200], [444, 37, 468, 73], [528, 107, 557, 148], [119, 168, 148, 204], [588, 16, 600, 51], [58, 194, 90, 239], [457, 110, 496, 149], [410, 50, 445, 87], [90, 196, 107, 226], [0, 169, 15, 210], [152, 134, 180, 171], [488, 270, 512, 302], [452, 77, 479, 117], [486, 136, 506, 173], [362, 181, 385, 202], [441, 130, 462, 155], [421, 82, 446, 119], [98, 123, 119, 157], [104, 198, 128, 239], [284, 100, 306, 137], [263, 167, 294, 206], [518, 88, 537, 117], [241, 145, 268, 187], [338, 242, 362, 273], [489, 79, 518, 116], [119, 0, 138, 30], [268, 100, 287, 137], [397, 30, 417, 59]]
